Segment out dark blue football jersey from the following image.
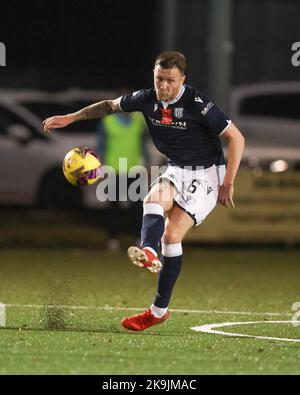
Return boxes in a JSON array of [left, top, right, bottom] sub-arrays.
[[120, 85, 230, 168]]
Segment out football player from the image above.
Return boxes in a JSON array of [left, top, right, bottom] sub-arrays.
[[43, 51, 245, 331]]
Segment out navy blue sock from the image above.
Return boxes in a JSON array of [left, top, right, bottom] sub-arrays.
[[141, 203, 164, 252], [154, 254, 183, 308]]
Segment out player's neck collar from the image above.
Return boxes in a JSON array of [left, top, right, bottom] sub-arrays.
[[161, 85, 185, 109]]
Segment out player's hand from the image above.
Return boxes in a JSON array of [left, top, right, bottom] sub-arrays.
[[217, 184, 235, 208], [42, 114, 73, 133]]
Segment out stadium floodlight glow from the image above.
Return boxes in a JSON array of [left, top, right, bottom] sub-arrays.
[[269, 160, 288, 173]]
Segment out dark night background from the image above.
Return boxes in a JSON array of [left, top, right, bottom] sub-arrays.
[[0, 0, 157, 90], [1, 0, 299, 94]]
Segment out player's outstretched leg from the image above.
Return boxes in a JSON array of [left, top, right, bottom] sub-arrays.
[[153, 242, 183, 307], [122, 243, 183, 331]]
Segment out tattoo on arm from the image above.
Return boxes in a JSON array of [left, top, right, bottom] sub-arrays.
[[72, 101, 114, 122]]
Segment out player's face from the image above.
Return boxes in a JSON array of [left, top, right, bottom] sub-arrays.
[[154, 65, 186, 102]]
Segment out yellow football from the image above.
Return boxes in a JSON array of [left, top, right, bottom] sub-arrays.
[[62, 147, 102, 186]]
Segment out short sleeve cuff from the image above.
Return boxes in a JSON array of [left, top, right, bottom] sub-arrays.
[[218, 119, 232, 136]]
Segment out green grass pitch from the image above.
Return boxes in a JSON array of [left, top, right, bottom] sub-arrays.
[[0, 247, 300, 374]]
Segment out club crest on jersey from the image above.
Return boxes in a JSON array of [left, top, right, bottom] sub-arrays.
[[154, 103, 158, 112], [174, 107, 184, 119]]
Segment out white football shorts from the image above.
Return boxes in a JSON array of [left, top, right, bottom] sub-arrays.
[[151, 164, 226, 226]]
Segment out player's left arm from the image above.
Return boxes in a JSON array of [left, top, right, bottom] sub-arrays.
[[42, 97, 123, 133], [218, 122, 245, 208]]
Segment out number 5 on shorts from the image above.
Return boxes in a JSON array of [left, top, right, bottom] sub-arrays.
[[187, 179, 200, 194]]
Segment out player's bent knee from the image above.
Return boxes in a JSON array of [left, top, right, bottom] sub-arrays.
[[143, 194, 173, 212], [162, 230, 183, 244]]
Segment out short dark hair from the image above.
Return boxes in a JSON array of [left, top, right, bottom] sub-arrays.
[[155, 51, 187, 75]]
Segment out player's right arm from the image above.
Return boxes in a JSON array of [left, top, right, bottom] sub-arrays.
[[42, 97, 122, 133]]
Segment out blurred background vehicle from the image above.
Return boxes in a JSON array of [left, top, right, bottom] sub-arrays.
[[0, 88, 163, 210], [230, 82, 300, 171], [0, 94, 97, 209], [0, 88, 117, 134]]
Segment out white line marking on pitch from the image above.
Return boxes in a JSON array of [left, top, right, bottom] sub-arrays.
[[0, 304, 6, 327], [192, 321, 300, 343], [3, 303, 290, 317]]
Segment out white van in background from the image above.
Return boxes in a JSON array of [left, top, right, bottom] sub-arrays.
[[0, 96, 96, 209], [0, 89, 160, 209], [230, 82, 300, 170]]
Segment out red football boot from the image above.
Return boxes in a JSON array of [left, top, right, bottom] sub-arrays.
[[127, 246, 162, 273], [121, 309, 169, 331]]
